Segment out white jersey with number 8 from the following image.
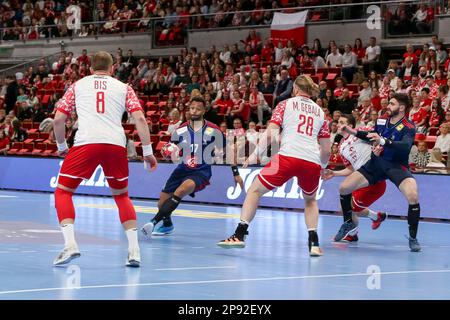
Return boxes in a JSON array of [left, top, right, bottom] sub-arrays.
[[269, 95, 330, 165], [56, 75, 143, 148]]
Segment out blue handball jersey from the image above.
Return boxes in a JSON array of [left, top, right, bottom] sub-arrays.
[[373, 116, 416, 167], [170, 120, 225, 172]]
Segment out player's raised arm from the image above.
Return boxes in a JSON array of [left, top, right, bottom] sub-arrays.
[[54, 83, 76, 156], [127, 86, 157, 170], [318, 120, 331, 170]]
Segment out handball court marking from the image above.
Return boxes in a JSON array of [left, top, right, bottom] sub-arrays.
[[1, 269, 450, 296]]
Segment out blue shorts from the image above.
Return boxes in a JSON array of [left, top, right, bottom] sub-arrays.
[[162, 166, 212, 197], [358, 156, 414, 188]]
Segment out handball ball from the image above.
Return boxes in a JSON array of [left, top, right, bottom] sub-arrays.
[[161, 142, 179, 160]]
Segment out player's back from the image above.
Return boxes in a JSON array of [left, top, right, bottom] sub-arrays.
[[73, 75, 128, 147], [276, 96, 329, 165]]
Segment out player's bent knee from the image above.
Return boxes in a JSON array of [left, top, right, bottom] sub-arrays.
[[55, 187, 76, 223], [113, 192, 136, 224]]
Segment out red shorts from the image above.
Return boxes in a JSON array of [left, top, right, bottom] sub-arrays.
[[258, 154, 321, 196], [58, 144, 129, 190], [352, 180, 387, 212]]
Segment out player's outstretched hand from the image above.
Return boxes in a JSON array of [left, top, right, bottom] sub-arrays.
[[367, 132, 382, 145], [321, 168, 335, 181], [144, 155, 158, 171], [243, 153, 258, 168], [234, 175, 244, 189], [372, 145, 384, 157]]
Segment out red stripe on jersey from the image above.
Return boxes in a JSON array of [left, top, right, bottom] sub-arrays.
[[401, 118, 415, 129]]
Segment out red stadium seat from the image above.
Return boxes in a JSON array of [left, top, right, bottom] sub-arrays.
[[7, 142, 23, 155]]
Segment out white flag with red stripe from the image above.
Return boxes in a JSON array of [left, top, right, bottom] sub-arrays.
[[271, 10, 308, 46]]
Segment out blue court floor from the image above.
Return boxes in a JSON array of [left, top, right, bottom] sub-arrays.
[[0, 190, 450, 300]]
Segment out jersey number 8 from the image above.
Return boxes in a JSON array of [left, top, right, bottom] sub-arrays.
[[96, 92, 105, 114]]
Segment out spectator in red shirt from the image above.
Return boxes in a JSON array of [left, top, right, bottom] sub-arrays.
[[352, 38, 366, 64], [410, 96, 429, 130], [434, 70, 446, 87], [334, 77, 345, 98], [328, 142, 344, 170], [77, 49, 91, 67], [403, 44, 419, 65], [0, 130, 10, 155], [429, 98, 445, 128]]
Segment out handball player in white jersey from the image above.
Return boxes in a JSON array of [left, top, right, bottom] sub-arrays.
[[321, 114, 388, 242], [218, 75, 331, 256], [52, 51, 157, 267]]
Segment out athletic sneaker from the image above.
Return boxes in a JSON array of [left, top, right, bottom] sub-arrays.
[[141, 221, 155, 238], [334, 221, 358, 242], [126, 247, 141, 267], [53, 245, 81, 266], [309, 245, 323, 256], [408, 237, 421, 252], [372, 212, 388, 230], [152, 218, 174, 236], [217, 223, 248, 249], [342, 233, 359, 242]]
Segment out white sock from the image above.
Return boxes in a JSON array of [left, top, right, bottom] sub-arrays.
[[367, 209, 379, 221], [61, 224, 76, 248], [239, 220, 249, 225], [126, 228, 139, 250]]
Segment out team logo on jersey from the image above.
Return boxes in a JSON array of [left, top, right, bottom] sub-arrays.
[[185, 155, 198, 168], [377, 119, 387, 125], [396, 124, 404, 131], [204, 127, 214, 136], [177, 126, 188, 135]]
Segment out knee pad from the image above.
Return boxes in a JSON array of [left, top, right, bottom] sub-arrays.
[[55, 188, 75, 223], [113, 192, 136, 224]]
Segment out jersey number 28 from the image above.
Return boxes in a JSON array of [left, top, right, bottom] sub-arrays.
[[297, 115, 314, 136]]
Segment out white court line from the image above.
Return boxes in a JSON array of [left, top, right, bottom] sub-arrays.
[[1, 269, 450, 296], [155, 266, 237, 271], [0, 195, 18, 198]]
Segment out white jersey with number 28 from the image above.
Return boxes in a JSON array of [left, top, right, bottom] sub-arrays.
[[269, 95, 330, 165], [56, 75, 143, 147]]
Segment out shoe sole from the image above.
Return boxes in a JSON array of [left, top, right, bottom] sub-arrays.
[[152, 229, 174, 236], [217, 242, 245, 249], [126, 260, 140, 268], [53, 253, 81, 266], [334, 226, 358, 242]]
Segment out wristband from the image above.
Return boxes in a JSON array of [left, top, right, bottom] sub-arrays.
[[57, 141, 68, 152], [379, 137, 386, 146], [231, 165, 240, 176], [142, 144, 153, 156]]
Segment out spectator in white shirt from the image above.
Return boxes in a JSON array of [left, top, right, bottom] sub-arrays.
[[387, 69, 399, 90], [424, 148, 447, 174], [412, 3, 430, 34], [220, 45, 231, 64], [363, 36, 381, 76], [358, 79, 372, 105], [341, 44, 358, 84], [274, 42, 285, 63], [310, 50, 327, 70], [435, 123, 450, 153], [326, 44, 343, 68]]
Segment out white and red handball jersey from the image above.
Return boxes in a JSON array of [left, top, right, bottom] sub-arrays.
[[338, 127, 373, 170], [56, 75, 143, 147], [269, 95, 330, 166]]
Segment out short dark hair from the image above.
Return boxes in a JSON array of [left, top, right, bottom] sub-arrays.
[[421, 87, 430, 94], [392, 93, 410, 110], [339, 114, 356, 128], [190, 95, 206, 108]]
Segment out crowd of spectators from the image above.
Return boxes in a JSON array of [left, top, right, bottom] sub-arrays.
[[1, 1, 446, 43], [1, 27, 450, 171]]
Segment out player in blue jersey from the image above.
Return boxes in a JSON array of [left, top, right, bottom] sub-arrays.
[[334, 93, 422, 252], [141, 96, 243, 236]]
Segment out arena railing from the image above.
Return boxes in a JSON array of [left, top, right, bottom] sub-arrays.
[[0, 0, 446, 47], [0, 52, 61, 77]]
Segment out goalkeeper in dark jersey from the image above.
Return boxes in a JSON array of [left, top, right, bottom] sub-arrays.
[[334, 93, 422, 252]]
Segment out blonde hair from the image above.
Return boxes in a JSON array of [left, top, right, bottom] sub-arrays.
[[294, 75, 319, 97], [430, 148, 443, 163], [190, 89, 202, 97], [92, 51, 113, 71]]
